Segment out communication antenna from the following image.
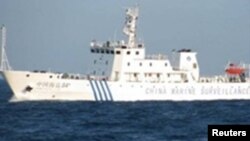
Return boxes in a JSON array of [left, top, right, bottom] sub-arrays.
[[0, 25, 12, 71], [113, 29, 117, 42]]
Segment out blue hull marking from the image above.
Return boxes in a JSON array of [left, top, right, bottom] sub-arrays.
[[99, 80, 109, 101], [89, 80, 113, 102], [103, 80, 113, 101], [89, 80, 98, 101], [94, 80, 103, 101]]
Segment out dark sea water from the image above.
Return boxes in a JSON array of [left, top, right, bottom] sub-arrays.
[[0, 80, 250, 141]]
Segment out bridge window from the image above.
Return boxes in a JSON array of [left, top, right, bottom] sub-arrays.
[[61, 73, 69, 79], [101, 49, 105, 54], [127, 51, 130, 55], [91, 49, 95, 53], [111, 50, 114, 54], [106, 50, 110, 54], [96, 49, 100, 53], [136, 51, 139, 55]]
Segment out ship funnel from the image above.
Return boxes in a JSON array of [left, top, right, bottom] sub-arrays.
[[173, 49, 200, 81]]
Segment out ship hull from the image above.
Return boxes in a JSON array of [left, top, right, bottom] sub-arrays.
[[2, 70, 250, 102]]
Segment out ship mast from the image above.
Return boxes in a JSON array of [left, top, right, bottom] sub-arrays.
[[0, 25, 12, 71], [123, 7, 139, 48]]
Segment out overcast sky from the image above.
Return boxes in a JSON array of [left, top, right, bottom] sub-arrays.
[[0, 0, 249, 75]]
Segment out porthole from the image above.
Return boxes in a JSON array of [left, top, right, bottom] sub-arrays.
[[149, 62, 152, 67], [193, 63, 197, 69], [116, 51, 121, 54]]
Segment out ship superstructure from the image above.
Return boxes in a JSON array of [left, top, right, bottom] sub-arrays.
[[88, 7, 199, 83], [1, 7, 250, 102]]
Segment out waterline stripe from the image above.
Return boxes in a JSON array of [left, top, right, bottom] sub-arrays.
[[89, 80, 98, 101], [104, 80, 113, 101], [94, 80, 103, 101]]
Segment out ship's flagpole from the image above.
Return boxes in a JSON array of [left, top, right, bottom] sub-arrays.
[[0, 25, 12, 71]]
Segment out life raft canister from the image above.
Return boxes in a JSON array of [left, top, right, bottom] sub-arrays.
[[225, 63, 245, 75]]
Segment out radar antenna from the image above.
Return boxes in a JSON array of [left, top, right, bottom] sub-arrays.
[[123, 7, 139, 48]]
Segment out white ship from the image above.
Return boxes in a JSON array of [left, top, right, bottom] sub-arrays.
[[1, 7, 250, 102]]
